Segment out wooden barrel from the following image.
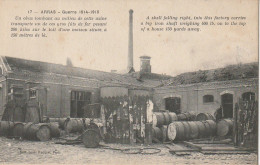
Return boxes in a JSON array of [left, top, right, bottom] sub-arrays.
[[189, 111, 197, 120], [188, 121, 199, 139], [64, 118, 84, 133], [47, 118, 68, 130], [160, 125, 168, 142], [205, 120, 217, 136], [163, 112, 171, 125], [23, 123, 51, 141], [217, 119, 233, 137], [0, 121, 14, 136], [196, 113, 215, 121], [201, 121, 211, 136], [177, 113, 187, 121], [153, 112, 165, 126], [168, 112, 178, 122], [195, 121, 207, 138], [82, 129, 101, 148], [167, 122, 185, 141], [152, 127, 163, 141], [48, 122, 60, 138], [13, 122, 25, 138], [182, 122, 191, 140], [177, 112, 196, 121]]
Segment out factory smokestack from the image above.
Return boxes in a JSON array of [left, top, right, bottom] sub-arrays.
[[127, 9, 135, 73]]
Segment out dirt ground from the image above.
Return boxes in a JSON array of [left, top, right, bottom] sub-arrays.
[[0, 137, 257, 165]]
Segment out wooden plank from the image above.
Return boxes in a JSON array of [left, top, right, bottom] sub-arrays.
[[201, 150, 250, 155], [181, 141, 202, 151]]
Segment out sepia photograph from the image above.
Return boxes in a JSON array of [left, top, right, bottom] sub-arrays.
[[0, 0, 258, 164]]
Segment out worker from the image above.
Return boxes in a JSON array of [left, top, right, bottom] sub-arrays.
[[214, 105, 223, 121]]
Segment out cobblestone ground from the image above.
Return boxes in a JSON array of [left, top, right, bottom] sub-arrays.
[[0, 137, 257, 164]]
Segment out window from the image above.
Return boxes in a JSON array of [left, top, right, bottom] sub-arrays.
[[203, 95, 214, 103], [165, 97, 181, 114], [242, 92, 255, 101], [29, 89, 37, 99], [70, 91, 92, 118], [8, 86, 24, 100]]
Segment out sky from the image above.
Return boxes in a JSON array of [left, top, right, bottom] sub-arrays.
[[0, 0, 258, 76]]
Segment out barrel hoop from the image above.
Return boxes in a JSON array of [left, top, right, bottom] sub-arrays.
[[24, 123, 34, 137]]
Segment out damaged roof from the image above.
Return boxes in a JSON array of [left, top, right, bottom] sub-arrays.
[[1, 56, 165, 88], [161, 62, 258, 86]]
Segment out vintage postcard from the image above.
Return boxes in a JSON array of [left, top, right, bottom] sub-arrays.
[[0, 0, 258, 164]]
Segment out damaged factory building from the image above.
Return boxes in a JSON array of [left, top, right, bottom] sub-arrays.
[[0, 9, 258, 150]]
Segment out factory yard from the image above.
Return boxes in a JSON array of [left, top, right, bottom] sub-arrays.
[[0, 137, 257, 165]]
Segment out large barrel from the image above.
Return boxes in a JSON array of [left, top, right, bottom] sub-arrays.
[[153, 112, 165, 126], [82, 129, 101, 148], [195, 121, 207, 138], [201, 121, 211, 136], [177, 112, 196, 121], [196, 113, 215, 121], [205, 120, 217, 136], [153, 112, 178, 127], [182, 122, 191, 140], [168, 120, 217, 141], [160, 125, 168, 142], [217, 119, 233, 137], [64, 118, 84, 133], [0, 121, 14, 136], [48, 122, 60, 138], [167, 122, 185, 141], [13, 122, 25, 138], [188, 121, 199, 139], [152, 127, 163, 141], [168, 112, 178, 122], [23, 123, 51, 141]]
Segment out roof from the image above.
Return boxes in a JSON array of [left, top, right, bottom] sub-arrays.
[[1, 56, 163, 88], [161, 62, 258, 86]]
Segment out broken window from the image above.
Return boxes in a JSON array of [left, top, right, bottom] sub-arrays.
[[203, 95, 214, 103]]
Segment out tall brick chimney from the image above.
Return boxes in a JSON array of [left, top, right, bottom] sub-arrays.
[[127, 9, 134, 73], [140, 56, 151, 73]]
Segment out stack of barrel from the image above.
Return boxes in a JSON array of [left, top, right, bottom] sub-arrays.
[[0, 121, 60, 141], [152, 112, 178, 142], [167, 120, 217, 141], [43, 117, 103, 134], [152, 112, 228, 142], [44, 117, 103, 148]]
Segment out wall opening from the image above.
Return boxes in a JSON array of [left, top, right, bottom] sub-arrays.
[[70, 91, 91, 118], [203, 95, 214, 103], [165, 97, 181, 114], [242, 92, 255, 102], [221, 93, 233, 118]]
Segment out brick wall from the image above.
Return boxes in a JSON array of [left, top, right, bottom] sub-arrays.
[[153, 79, 258, 115]]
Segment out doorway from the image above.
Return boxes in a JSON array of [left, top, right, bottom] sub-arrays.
[[165, 97, 181, 114], [70, 91, 91, 118], [221, 93, 233, 118]]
